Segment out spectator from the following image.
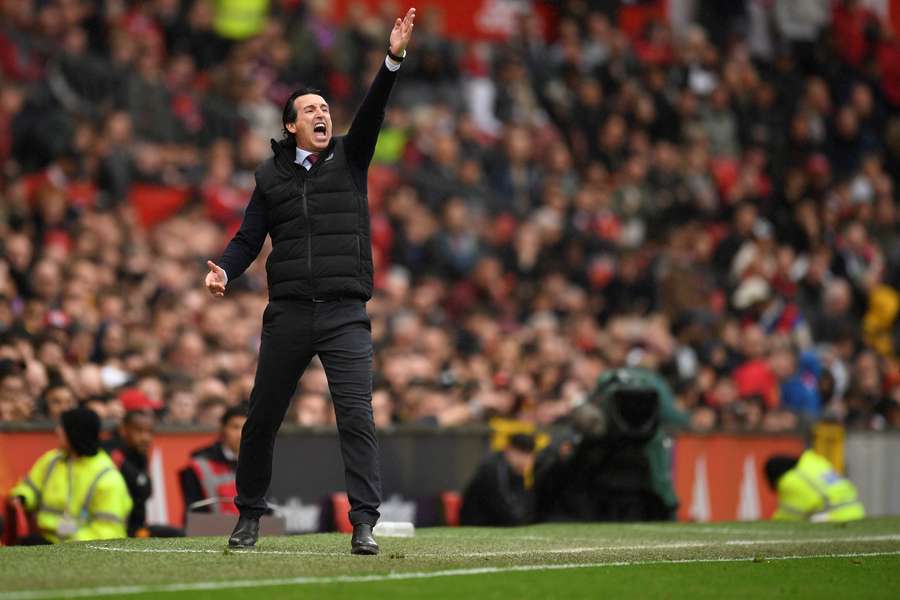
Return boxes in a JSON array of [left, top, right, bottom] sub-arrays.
[[773, 0, 830, 70], [371, 386, 395, 428], [104, 410, 155, 536], [195, 395, 228, 428], [774, 348, 821, 419], [164, 388, 198, 425], [39, 382, 76, 421], [101, 409, 181, 537], [0, 372, 30, 422], [460, 433, 536, 526], [810, 279, 860, 345], [291, 390, 334, 427], [179, 403, 246, 519]]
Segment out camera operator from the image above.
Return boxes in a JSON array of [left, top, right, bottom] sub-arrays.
[[460, 433, 537, 527], [534, 368, 687, 522]]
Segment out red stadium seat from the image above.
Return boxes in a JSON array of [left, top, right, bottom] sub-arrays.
[[441, 491, 462, 527], [1, 496, 33, 546], [330, 493, 353, 533], [129, 184, 191, 229], [365, 166, 399, 212]]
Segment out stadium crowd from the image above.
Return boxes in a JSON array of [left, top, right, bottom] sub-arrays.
[[1, 0, 899, 434]]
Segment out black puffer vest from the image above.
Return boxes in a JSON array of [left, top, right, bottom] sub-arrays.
[[254, 138, 373, 301]]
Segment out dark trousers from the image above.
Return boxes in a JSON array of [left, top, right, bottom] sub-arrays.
[[235, 297, 381, 526]]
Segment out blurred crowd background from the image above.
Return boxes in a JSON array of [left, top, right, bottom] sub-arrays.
[[1, 0, 899, 433]]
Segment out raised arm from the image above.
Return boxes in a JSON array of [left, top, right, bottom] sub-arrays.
[[344, 7, 416, 171], [206, 187, 267, 296]]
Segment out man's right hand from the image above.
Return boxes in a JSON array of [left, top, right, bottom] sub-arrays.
[[205, 260, 227, 297]]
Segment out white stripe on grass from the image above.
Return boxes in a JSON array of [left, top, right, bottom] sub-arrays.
[[85, 542, 708, 558], [2, 550, 900, 600], [82, 533, 900, 558], [89, 546, 348, 557], [627, 524, 775, 536]]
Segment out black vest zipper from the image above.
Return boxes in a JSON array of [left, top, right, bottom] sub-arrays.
[[302, 178, 312, 290]]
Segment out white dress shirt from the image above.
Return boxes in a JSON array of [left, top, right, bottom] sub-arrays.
[[295, 146, 317, 170]]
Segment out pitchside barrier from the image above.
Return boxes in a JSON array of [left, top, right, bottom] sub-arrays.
[[843, 431, 900, 517], [1, 424, 897, 532]]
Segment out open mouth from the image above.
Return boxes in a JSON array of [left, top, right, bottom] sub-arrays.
[[313, 122, 327, 139]]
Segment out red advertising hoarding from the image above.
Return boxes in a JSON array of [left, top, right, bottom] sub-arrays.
[[0, 430, 216, 528], [2, 429, 805, 530], [673, 434, 806, 522]]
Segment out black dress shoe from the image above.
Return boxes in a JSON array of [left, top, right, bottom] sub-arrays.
[[228, 515, 260, 548], [350, 523, 379, 555]]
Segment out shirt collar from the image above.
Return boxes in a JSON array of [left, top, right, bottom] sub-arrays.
[[221, 445, 237, 462], [295, 146, 313, 166]]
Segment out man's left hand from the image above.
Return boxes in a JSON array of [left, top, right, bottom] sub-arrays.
[[390, 7, 416, 56]]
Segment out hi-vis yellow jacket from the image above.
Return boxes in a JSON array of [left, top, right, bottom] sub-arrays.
[[772, 450, 865, 523], [10, 448, 133, 543]]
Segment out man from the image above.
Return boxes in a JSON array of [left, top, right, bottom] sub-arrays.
[[601, 367, 688, 519], [164, 388, 198, 424], [104, 411, 154, 536], [535, 368, 679, 522], [179, 404, 246, 520], [0, 372, 29, 422], [204, 8, 417, 555], [460, 433, 536, 527], [104, 410, 183, 537], [40, 382, 77, 421], [765, 450, 865, 522], [292, 390, 334, 426], [7, 407, 132, 543], [195, 395, 228, 428]]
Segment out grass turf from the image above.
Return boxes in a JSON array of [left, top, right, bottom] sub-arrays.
[[1, 518, 899, 599]]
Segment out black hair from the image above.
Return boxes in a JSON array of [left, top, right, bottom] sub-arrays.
[[37, 380, 72, 414], [508, 433, 536, 453], [295, 389, 329, 400], [61, 407, 101, 457], [41, 379, 69, 395], [282, 87, 323, 139], [221, 402, 249, 428], [123, 409, 155, 426], [84, 393, 114, 404], [0, 358, 24, 379], [764, 455, 799, 490]]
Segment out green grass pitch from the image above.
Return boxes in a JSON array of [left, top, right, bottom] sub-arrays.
[[2, 518, 899, 599]]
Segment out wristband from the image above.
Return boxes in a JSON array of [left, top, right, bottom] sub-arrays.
[[387, 48, 406, 63]]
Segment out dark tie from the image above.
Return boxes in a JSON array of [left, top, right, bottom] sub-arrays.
[[306, 153, 319, 168]]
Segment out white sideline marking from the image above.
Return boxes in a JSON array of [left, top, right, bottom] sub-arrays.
[[82, 533, 900, 558], [87, 546, 347, 557], [85, 542, 708, 558], [2, 550, 900, 600], [628, 524, 772, 536]]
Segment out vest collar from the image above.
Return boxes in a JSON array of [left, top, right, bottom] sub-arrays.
[[270, 137, 336, 174]]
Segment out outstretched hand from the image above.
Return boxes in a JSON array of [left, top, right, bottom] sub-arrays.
[[205, 260, 226, 297], [390, 8, 416, 56]]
